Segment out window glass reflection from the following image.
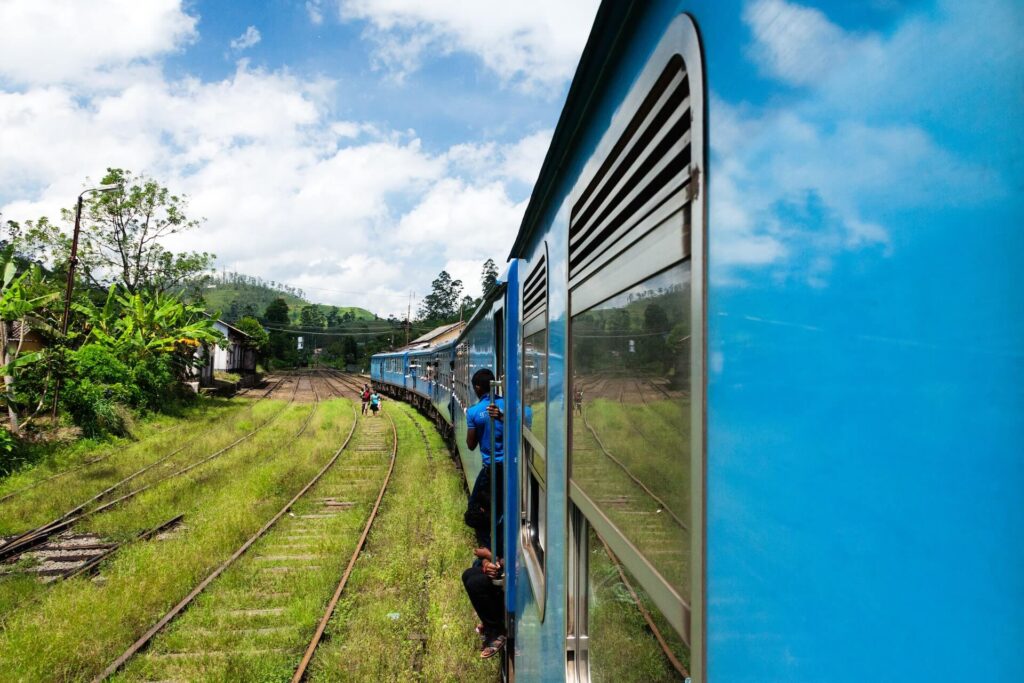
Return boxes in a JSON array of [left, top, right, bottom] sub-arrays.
[[571, 263, 691, 597], [524, 329, 547, 447], [586, 525, 688, 682]]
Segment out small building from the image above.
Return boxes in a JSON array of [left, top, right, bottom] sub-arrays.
[[7, 321, 47, 353], [196, 319, 258, 386]]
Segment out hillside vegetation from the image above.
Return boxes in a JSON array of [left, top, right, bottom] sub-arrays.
[[201, 273, 375, 324]]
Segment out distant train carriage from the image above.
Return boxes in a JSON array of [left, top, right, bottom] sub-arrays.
[[372, 0, 1023, 681]]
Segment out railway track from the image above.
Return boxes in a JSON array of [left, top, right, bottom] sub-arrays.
[[0, 375, 296, 569], [0, 376, 288, 509], [92, 385, 397, 682], [572, 377, 689, 592]]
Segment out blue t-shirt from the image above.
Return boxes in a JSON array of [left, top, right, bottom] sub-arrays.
[[467, 394, 505, 466]]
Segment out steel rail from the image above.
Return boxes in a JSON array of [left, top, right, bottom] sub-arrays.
[[597, 535, 689, 678], [0, 374, 300, 563], [61, 514, 185, 582], [579, 402, 687, 531], [291, 405, 399, 682], [0, 374, 285, 518], [0, 514, 187, 632], [0, 455, 109, 505], [90, 381, 356, 683]]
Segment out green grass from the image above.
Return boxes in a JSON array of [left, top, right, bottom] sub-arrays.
[[0, 400, 354, 682], [572, 396, 692, 596], [587, 527, 688, 682], [306, 402, 499, 683], [0, 396, 494, 682], [0, 399, 273, 536], [0, 399, 238, 497], [113, 400, 382, 682]]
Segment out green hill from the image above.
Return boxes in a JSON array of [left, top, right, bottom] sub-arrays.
[[201, 273, 376, 324]]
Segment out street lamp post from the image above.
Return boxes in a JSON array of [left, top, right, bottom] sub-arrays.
[[60, 184, 120, 335], [52, 183, 121, 418]]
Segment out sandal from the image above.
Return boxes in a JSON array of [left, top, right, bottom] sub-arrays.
[[480, 635, 506, 659]]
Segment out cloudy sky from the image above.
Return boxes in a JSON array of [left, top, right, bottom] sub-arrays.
[[0, 0, 600, 316]]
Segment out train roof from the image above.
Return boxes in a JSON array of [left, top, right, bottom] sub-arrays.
[[508, 0, 639, 258]]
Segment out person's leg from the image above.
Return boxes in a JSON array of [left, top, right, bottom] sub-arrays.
[[461, 566, 504, 638], [465, 467, 491, 548]]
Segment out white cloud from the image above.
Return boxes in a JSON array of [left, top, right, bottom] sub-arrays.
[[0, 0, 197, 86], [336, 0, 600, 91], [0, 55, 543, 316], [306, 0, 325, 25], [711, 0, 1015, 287], [230, 26, 262, 51], [743, 0, 882, 87]]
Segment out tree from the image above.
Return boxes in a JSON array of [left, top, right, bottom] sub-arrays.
[[481, 258, 499, 296], [234, 316, 269, 358], [48, 169, 214, 295], [263, 297, 295, 364], [417, 270, 463, 322], [299, 305, 326, 328]]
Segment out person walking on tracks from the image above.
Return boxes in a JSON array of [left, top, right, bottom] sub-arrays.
[[369, 390, 382, 416], [361, 384, 371, 415]]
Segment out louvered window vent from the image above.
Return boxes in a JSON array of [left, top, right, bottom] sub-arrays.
[[522, 254, 547, 323], [569, 54, 694, 282]]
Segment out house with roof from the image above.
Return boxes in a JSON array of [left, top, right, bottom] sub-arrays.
[[195, 319, 258, 386]]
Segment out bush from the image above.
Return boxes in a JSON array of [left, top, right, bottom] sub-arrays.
[[60, 377, 131, 437], [0, 426, 20, 476]]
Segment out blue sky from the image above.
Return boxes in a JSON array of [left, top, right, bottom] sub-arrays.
[[0, 0, 600, 315]]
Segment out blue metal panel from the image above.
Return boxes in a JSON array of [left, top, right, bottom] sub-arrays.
[[502, 260, 522, 616], [693, 1, 1024, 681], [513, 223, 570, 683]]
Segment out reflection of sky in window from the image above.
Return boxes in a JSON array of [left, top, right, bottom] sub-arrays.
[[708, 0, 1021, 289]]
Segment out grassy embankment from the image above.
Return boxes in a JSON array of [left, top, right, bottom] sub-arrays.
[[306, 402, 498, 682], [587, 527, 688, 682], [0, 399, 240, 497], [0, 399, 270, 536], [0, 399, 354, 681]]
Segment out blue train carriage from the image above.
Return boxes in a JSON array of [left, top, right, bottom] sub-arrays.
[[510, 1, 1022, 682], [428, 340, 457, 433], [370, 350, 407, 396]]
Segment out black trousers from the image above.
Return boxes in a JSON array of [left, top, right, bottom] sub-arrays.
[[466, 463, 504, 553], [462, 565, 505, 639]]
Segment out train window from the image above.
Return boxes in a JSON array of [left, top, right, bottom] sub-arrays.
[[585, 523, 688, 682], [521, 249, 548, 614], [572, 264, 692, 597], [567, 13, 704, 680]]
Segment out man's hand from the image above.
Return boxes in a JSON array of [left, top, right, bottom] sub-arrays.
[[474, 547, 493, 561], [482, 558, 503, 578], [486, 404, 503, 422]]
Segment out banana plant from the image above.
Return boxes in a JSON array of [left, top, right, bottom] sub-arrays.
[[73, 285, 223, 370], [1, 249, 60, 432]]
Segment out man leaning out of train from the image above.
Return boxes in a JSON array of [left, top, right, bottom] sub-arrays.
[[464, 368, 504, 552]]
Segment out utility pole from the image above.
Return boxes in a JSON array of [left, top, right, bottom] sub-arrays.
[[405, 292, 412, 347], [52, 183, 121, 419]]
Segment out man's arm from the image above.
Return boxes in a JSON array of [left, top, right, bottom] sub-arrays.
[[466, 427, 479, 450]]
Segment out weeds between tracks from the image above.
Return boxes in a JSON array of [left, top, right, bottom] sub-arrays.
[[304, 402, 497, 683], [0, 398, 354, 682]]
